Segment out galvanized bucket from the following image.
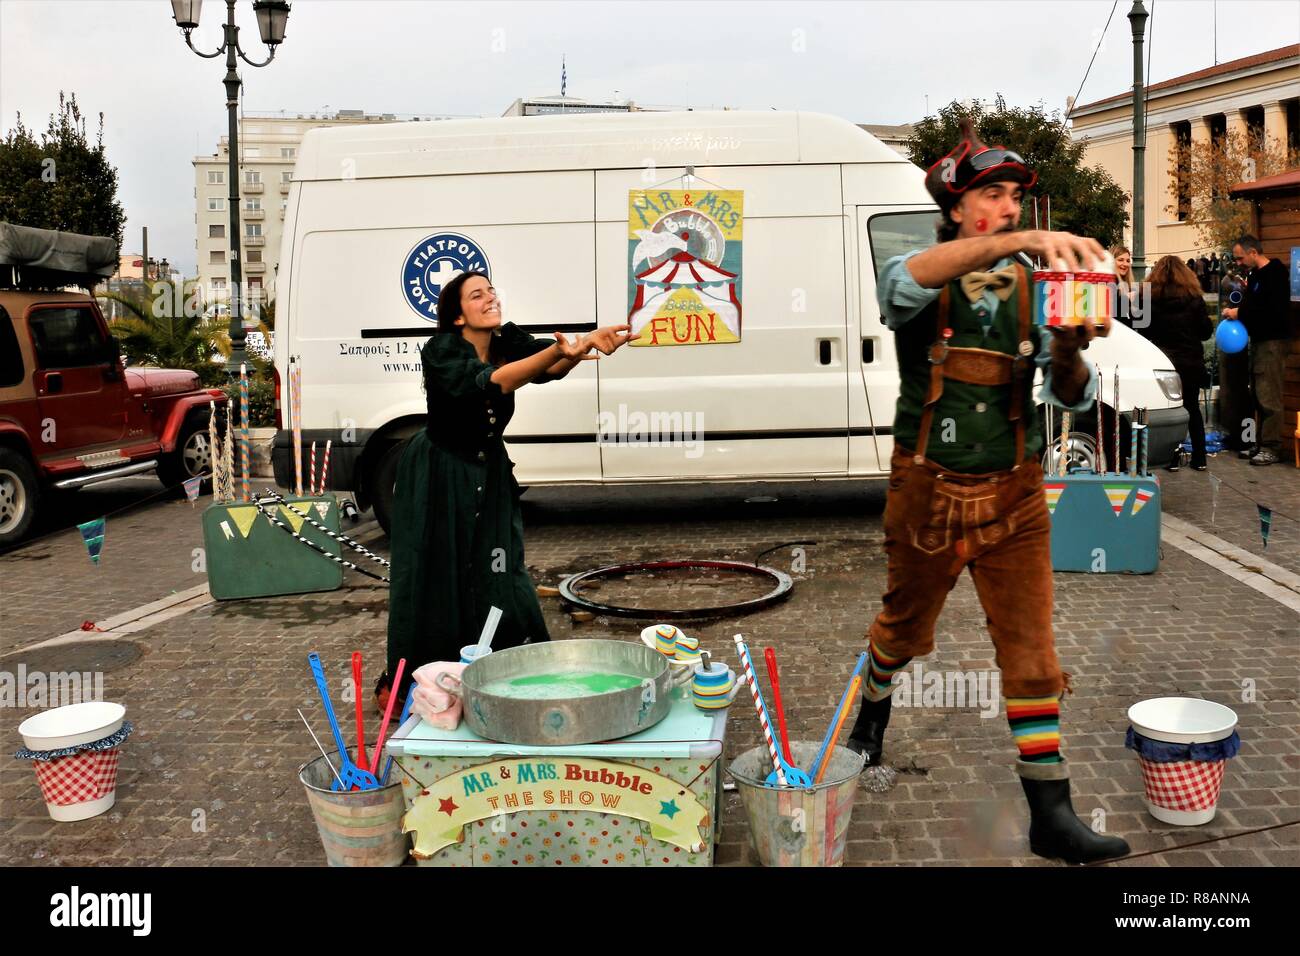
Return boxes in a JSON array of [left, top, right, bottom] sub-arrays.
[[299, 751, 409, 867], [728, 741, 865, 867]]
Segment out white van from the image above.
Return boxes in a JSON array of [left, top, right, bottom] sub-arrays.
[[271, 111, 1188, 532]]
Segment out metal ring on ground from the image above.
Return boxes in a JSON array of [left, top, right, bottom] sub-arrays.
[[558, 560, 794, 619]]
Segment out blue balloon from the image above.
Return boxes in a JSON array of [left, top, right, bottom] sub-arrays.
[[1216, 318, 1248, 354]]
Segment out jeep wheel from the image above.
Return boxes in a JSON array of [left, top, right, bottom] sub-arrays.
[[158, 418, 213, 494], [0, 448, 39, 548], [369, 440, 407, 537]]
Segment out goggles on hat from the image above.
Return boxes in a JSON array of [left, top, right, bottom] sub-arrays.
[[969, 147, 1026, 170]]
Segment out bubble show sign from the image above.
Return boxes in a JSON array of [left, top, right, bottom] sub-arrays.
[[627, 189, 743, 347], [403, 757, 709, 858]]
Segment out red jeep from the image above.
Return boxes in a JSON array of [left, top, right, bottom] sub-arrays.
[[0, 225, 228, 547]]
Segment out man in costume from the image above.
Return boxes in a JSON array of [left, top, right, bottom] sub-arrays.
[[846, 120, 1130, 864]]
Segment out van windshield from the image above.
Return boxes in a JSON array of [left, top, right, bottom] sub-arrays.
[[867, 212, 937, 279]]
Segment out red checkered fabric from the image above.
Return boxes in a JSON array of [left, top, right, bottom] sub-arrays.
[[1138, 757, 1225, 812], [31, 749, 121, 806]]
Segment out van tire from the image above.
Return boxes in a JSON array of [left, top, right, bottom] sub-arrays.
[[370, 440, 407, 536], [0, 447, 39, 548], [158, 416, 213, 496]]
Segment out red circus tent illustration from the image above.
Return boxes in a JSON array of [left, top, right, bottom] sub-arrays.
[[628, 235, 741, 339]]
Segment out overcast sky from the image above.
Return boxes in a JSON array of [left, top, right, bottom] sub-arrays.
[[2, 0, 1297, 274]]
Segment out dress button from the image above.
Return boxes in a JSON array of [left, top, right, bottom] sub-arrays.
[[486, 432, 495, 438], [477, 452, 486, 461], [975, 402, 988, 413], [489, 417, 497, 425], [476, 486, 483, 493]]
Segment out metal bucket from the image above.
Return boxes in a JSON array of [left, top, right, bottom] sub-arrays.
[[727, 741, 865, 867], [440, 639, 689, 746], [299, 751, 409, 867]]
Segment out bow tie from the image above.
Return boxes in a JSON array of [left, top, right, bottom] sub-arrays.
[[960, 264, 1019, 303]]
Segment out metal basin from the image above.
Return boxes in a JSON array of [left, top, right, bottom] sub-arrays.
[[448, 640, 685, 746]]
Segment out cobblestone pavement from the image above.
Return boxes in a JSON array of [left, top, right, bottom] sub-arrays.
[[1, 466, 1296, 867]]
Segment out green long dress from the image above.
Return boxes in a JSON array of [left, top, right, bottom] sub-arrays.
[[386, 323, 554, 697]]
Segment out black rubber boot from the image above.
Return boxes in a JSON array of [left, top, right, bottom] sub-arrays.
[[1018, 761, 1130, 864], [845, 693, 893, 768]]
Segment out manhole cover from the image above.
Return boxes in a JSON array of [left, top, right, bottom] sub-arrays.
[[0, 641, 144, 674]]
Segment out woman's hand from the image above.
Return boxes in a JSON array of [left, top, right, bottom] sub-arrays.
[[552, 331, 589, 361], [581, 324, 634, 356]]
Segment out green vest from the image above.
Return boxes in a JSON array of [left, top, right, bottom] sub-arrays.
[[891, 273, 1046, 473]]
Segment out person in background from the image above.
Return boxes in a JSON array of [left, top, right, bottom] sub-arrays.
[[1138, 256, 1213, 471], [1111, 246, 1136, 322], [1223, 235, 1289, 466]]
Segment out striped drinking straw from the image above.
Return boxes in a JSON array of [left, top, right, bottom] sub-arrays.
[[733, 634, 786, 786], [321, 439, 332, 494], [309, 441, 317, 497], [239, 363, 250, 502]]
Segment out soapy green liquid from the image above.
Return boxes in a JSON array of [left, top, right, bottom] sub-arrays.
[[480, 671, 645, 700]]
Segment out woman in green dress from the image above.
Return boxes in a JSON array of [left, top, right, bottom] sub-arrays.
[[378, 271, 632, 709]]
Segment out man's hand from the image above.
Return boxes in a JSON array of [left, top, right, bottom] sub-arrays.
[[1017, 230, 1108, 273], [1221, 307, 1237, 320], [1047, 322, 1097, 356]]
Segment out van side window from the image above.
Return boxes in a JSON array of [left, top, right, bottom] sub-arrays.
[[0, 305, 24, 387], [867, 212, 937, 279], [27, 306, 110, 370]]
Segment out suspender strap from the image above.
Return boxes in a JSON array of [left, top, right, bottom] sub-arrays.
[[913, 283, 950, 463], [1010, 264, 1032, 468]]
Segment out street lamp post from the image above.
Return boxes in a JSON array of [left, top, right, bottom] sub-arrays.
[[170, 0, 291, 376], [1128, 1, 1149, 282]]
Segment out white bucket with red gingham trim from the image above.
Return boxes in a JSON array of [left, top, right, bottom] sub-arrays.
[[1136, 756, 1226, 826], [31, 748, 122, 822]]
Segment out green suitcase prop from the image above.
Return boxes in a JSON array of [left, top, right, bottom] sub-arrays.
[[1046, 473, 1161, 574], [202, 495, 343, 600]]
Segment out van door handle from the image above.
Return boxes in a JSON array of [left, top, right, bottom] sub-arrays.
[[45, 372, 63, 395], [861, 337, 876, 364], [817, 338, 839, 366]]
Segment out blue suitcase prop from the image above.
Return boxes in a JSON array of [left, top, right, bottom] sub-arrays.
[[1045, 472, 1161, 574]]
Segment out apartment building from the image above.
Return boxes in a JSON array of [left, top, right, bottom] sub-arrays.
[[1070, 44, 1299, 261], [193, 109, 462, 313]]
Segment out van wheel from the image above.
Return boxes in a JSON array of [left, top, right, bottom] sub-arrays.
[[0, 448, 39, 548], [158, 418, 212, 494], [1042, 432, 1099, 475], [370, 441, 407, 536]]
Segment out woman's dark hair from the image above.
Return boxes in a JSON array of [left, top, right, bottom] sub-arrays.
[[435, 270, 490, 335]]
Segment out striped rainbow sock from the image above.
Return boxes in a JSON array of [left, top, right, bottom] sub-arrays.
[[864, 642, 911, 701], [1007, 695, 1062, 763]]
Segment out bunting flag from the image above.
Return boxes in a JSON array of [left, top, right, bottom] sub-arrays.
[[314, 501, 330, 521], [1131, 488, 1154, 515], [228, 506, 259, 539], [77, 517, 105, 565], [1043, 483, 1066, 515], [278, 505, 307, 533], [1258, 505, 1272, 549], [1103, 484, 1132, 516], [183, 476, 203, 505], [220, 520, 234, 540]]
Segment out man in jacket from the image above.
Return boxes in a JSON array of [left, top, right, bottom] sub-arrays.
[[1224, 235, 1290, 465], [846, 119, 1130, 864]]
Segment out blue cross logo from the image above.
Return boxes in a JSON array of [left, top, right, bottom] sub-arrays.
[[401, 232, 491, 321]]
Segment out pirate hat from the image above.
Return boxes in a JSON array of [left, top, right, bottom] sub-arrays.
[[924, 118, 1038, 211]]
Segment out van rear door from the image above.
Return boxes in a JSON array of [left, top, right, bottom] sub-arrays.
[[856, 208, 938, 466], [595, 166, 849, 479]]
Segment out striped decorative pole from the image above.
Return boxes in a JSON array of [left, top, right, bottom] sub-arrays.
[[1058, 410, 1071, 476], [1130, 424, 1140, 478], [223, 400, 235, 503], [291, 363, 304, 498], [208, 401, 220, 499], [239, 363, 250, 502], [1095, 365, 1106, 474], [321, 440, 332, 494], [733, 634, 785, 786], [1113, 365, 1121, 474], [251, 496, 389, 583], [309, 441, 317, 497]]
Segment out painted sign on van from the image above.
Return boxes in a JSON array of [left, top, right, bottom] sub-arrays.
[[401, 232, 492, 321], [627, 189, 743, 347]]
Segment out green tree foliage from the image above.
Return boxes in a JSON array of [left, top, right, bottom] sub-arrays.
[[905, 97, 1129, 246], [100, 279, 271, 388], [0, 92, 126, 247]]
